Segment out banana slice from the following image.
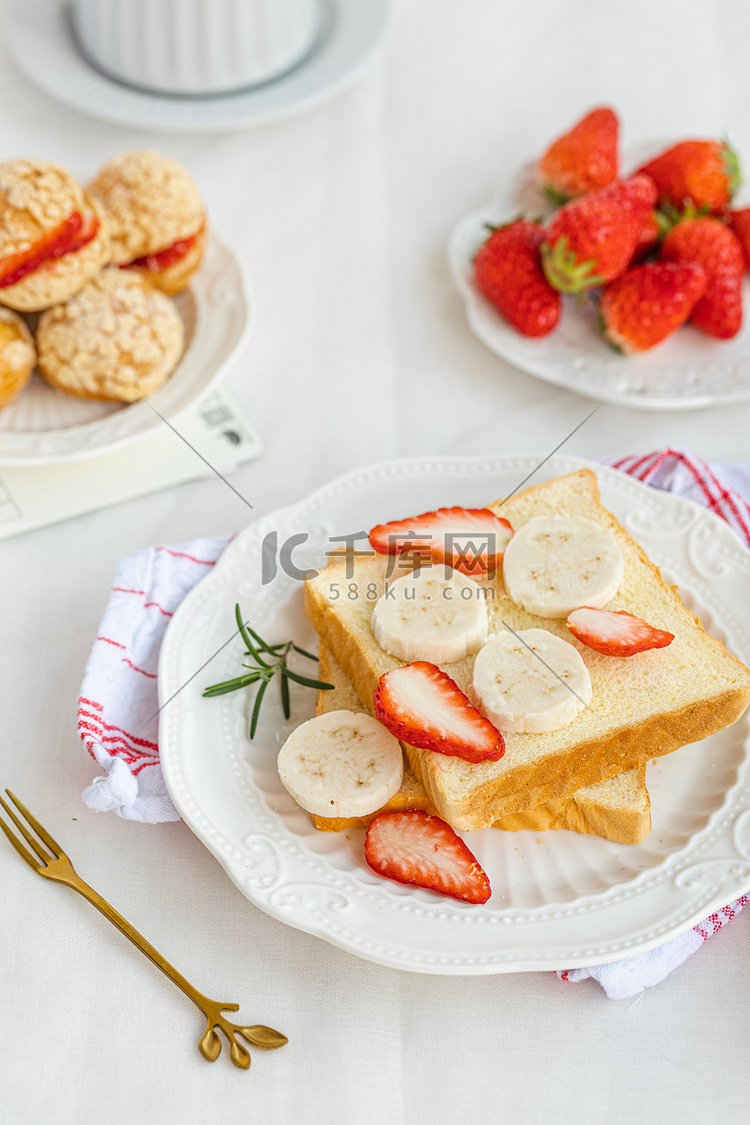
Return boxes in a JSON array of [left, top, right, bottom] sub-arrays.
[[471, 628, 592, 733], [370, 564, 489, 664], [277, 710, 404, 818], [502, 516, 623, 618]]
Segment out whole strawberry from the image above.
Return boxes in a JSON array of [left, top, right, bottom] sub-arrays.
[[600, 261, 706, 352], [473, 220, 561, 337], [729, 208, 750, 269], [638, 140, 740, 212], [541, 175, 658, 293], [660, 216, 744, 338], [538, 106, 619, 203]]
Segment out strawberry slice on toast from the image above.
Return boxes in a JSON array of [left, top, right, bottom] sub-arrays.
[[373, 661, 505, 763], [369, 506, 513, 576], [567, 606, 674, 656], [365, 810, 491, 904]]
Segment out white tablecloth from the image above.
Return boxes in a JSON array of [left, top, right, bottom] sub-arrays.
[[2, 2, 750, 1122]]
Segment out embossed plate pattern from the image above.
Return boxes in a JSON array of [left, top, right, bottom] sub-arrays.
[[448, 155, 750, 411], [0, 232, 251, 464], [159, 455, 750, 973]]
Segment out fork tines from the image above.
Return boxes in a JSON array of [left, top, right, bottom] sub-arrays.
[[0, 789, 61, 870]]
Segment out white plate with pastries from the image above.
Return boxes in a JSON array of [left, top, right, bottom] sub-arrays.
[[448, 155, 750, 412], [0, 153, 252, 465], [158, 454, 750, 975]]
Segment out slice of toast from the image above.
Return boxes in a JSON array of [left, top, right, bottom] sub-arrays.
[[312, 647, 652, 844], [305, 469, 750, 830]]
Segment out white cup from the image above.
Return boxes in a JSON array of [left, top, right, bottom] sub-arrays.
[[71, 0, 322, 96]]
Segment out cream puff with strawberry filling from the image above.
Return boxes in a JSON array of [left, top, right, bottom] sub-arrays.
[[87, 150, 206, 296], [0, 159, 108, 312]]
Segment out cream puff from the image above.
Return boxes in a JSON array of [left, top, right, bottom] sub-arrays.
[[87, 150, 206, 295], [36, 269, 184, 402], [0, 307, 35, 409], [0, 158, 109, 312]]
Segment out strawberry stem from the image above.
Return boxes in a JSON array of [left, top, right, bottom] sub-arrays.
[[540, 236, 605, 293]]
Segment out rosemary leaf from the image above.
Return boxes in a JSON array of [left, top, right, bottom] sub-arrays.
[[290, 643, 320, 661], [249, 676, 271, 738], [203, 672, 260, 697], [235, 604, 271, 668], [283, 668, 335, 690], [243, 619, 282, 657], [280, 668, 291, 720]]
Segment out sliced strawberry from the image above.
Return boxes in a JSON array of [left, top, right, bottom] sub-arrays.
[[59, 206, 100, 258], [0, 206, 100, 290], [373, 661, 504, 763], [124, 226, 202, 274], [369, 506, 513, 576], [364, 810, 491, 904], [567, 606, 674, 656]]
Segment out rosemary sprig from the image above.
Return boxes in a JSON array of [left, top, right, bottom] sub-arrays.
[[203, 604, 334, 737]]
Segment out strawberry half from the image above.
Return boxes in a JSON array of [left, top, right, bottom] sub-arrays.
[[567, 606, 674, 656], [364, 810, 491, 904], [369, 506, 513, 576], [538, 106, 619, 203], [373, 661, 504, 763]]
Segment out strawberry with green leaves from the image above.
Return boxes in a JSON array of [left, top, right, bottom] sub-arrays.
[[660, 215, 744, 338], [600, 261, 706, 352], [541, 175, 658, 293], [538, 106, 619, 203], [638, 140, 740, 213], [473, 219, 561, 337]]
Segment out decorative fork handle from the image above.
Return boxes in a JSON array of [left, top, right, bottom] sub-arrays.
[[63, 869, 287, 1068]]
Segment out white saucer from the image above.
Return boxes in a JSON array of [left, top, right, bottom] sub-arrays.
[[4, 0, 389, 134]]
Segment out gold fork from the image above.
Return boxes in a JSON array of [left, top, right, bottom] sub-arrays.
[[0, 789, 287, 1070]]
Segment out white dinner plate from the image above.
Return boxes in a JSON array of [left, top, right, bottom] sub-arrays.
[[4, 0, 388, 134], [158, 454, 750, 974], [448, 156, 750, 411], [0, 232, 252, 465]]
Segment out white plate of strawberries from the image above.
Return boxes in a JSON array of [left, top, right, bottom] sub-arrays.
[[449, 107, 750, 410]]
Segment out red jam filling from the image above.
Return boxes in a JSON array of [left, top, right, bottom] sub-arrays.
[[0, 209, 100, 289], [124, 229, 201, 274]]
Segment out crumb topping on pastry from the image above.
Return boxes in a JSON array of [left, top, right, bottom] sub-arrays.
[[37, 269, 183, 401], [87, 150, 205, 264], [0, 159, 83, 259], [0, 307, 35, 372]]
